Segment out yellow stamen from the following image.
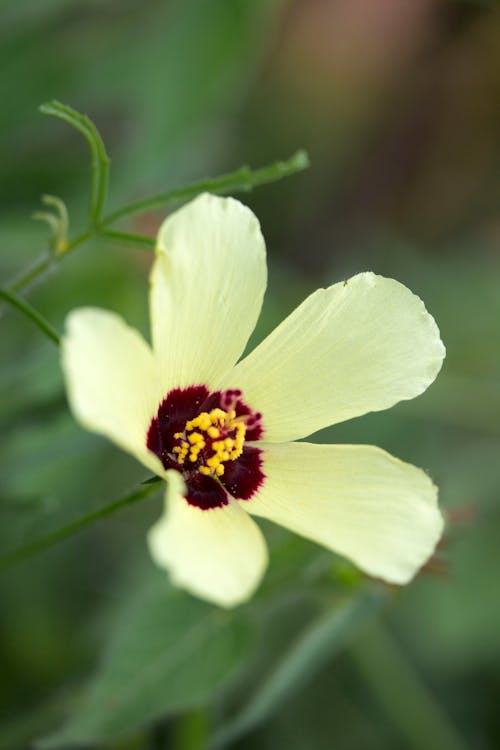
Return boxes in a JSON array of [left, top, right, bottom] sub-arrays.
[[173, 405, 248, 477]]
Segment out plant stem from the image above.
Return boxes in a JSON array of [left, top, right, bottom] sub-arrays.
[[103, 149, 309, 226], [0, 287, 60, 345], [99, 229, 155, 249], [40, 101, 110, 227], [7, 150, 309, 295], [0, 478, 162, 572], [8, 254, 53, 293], [7, 230, 93, 294]]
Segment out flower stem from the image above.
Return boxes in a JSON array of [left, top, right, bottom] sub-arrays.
[[99, 229, 156, 249], [0, 287, 60, 345], [7, 230, 94, 294], [0, 478, 162, 572], [8, 149, 309, 297], [8, 254, 53, 293], [102, 149, 310, 226]]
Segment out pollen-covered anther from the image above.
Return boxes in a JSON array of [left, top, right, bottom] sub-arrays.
[[172, 405, 248, 479]]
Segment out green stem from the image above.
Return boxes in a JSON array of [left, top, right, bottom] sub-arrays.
[[8, 150, 309, 295], [0, 287, 60, 345], [103, 149, 309, 226], [350, 621, 469, 750], [40, 101, 110, 227], [8, 254, 53, 293], [0, 478, 162, 572], [99, 229, 155, 249], [7, 230, 93, 294]]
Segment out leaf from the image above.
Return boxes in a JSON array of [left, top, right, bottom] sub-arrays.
[[206, 587, 385, 750], [38, 568, 253, 748]]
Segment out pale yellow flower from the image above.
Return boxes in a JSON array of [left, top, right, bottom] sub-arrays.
[[62, 193, 445, 607]]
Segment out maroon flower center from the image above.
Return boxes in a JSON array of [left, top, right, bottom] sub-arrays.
[[146, 386, 265, 510]]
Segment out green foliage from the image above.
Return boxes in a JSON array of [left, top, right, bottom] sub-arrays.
[[39, 570, 253, 748], [207, 588, 384, 750], [2, 1, 500, 748]]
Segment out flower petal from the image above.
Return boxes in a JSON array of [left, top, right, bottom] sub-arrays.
[[150, 193, 267, 393], [247, 442, 443, 584], [62, 308, 165, 477], [220, 273, 445, 442], [148, 471, 268, 607]]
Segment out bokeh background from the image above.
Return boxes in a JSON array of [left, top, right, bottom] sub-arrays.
[[1, 1, 499, 748]]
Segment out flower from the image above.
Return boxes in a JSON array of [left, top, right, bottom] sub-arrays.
[[62, 193, 445, 608]]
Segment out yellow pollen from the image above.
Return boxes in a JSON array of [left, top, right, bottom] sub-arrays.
[[173, 406, 247, 478]]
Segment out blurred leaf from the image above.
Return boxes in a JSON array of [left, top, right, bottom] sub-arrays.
[[351, 622, 468, 750], [0, 691, 70, 750], [38, 570, 253, 748], [0, 0, 287, 207], [208, 587, 385, 750]]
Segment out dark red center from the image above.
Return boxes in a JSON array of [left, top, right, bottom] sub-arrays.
[[146, 385, 265, 510]]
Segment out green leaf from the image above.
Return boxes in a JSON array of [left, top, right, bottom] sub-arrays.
[[38, 570, 253, 748], [207, 587, 385, 750], [351, 622, 469, 750]]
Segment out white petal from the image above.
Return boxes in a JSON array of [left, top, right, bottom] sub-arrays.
[[150, 193, 267, 393], [62, 308, 165, 477], [247, 442, 444, 584], [148, 471, 268, 607], [220, 273, 445, 442]]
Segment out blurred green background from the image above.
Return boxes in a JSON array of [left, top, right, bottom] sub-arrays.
[[1, 0, 499, 748]]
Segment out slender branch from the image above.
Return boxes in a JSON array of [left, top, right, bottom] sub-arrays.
[[6, 229, 99, 294], [103, 149, 310, 226], [0, 478, 162, 572], [0, 287, 60, 345], [7, 149, 309, 295], [40, 101, 110, 227], [8, 254, 53, 293], [99, 229, 155, 249]]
